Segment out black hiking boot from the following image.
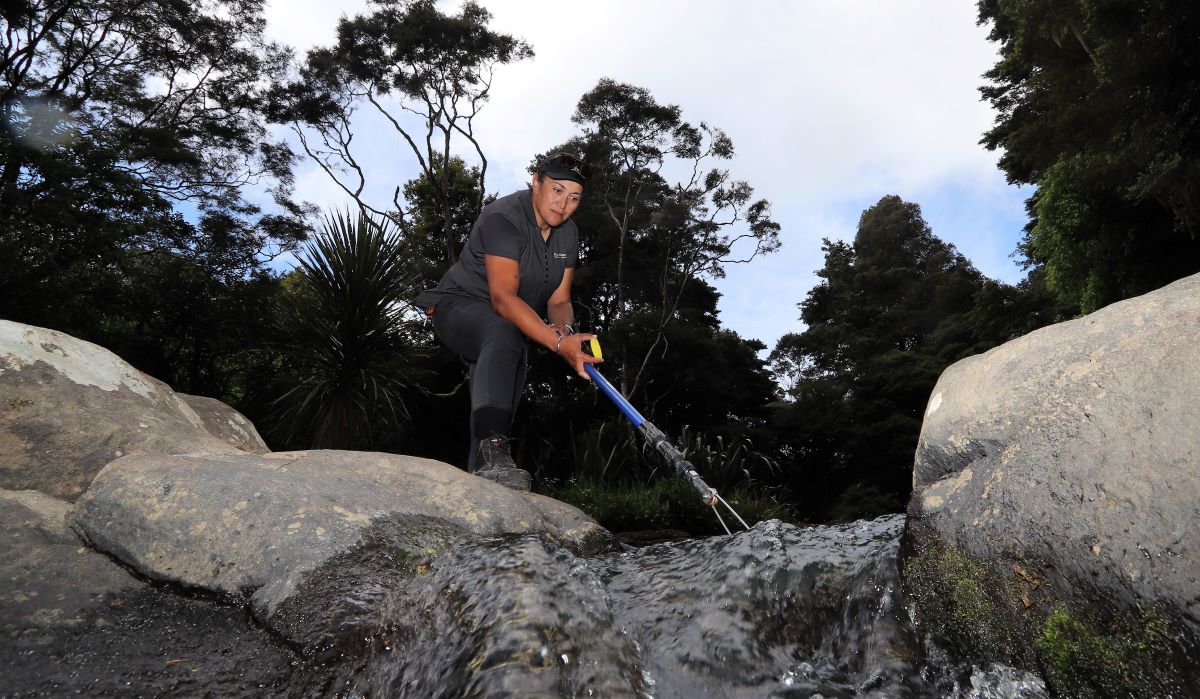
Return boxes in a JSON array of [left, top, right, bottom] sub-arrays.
[[473, 435, 531, 492]]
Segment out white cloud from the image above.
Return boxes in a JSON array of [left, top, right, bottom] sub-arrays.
[[262, 0, 358, 56]]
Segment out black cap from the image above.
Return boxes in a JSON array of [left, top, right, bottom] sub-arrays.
[[537, 153, 589, 188]]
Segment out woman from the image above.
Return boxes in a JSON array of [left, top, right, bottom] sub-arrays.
[[416, 153, 602, 491]]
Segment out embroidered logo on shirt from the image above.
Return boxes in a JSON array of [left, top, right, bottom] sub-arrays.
[[552, 252, 569, 259]]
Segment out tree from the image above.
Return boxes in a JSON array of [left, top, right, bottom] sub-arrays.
[[400, 154, 493, 289], [0, 0, 310, 372], [979, 0, 1200, 312], [564, 79, 781, 399], [98, 249, 285, 399], [770, 196, 1029, 520], [270, 0, 532, 266], [569, 79, 694, 335]]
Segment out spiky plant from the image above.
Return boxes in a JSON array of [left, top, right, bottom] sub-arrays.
[[271, 210, 426, 450]]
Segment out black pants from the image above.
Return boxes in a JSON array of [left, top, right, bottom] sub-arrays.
[[431, 297, 528, 470]]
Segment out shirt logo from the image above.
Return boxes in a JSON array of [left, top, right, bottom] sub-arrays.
[[552, 252, 569, 259]]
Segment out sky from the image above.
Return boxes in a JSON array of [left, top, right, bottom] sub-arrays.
[[262, 0, 1032, 352]]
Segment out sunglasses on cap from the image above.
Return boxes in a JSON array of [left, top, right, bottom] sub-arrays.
[[538, 152, 591, 184]]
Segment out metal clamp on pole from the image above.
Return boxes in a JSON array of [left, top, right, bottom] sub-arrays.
[[581, 339, 750, 534]]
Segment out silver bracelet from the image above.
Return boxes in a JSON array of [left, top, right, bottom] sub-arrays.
[[555, 334, 565, 354]]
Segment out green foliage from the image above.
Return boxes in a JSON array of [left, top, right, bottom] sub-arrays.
[[907, 542, 1198, 698], [517, 321, 779, 492], [268, 211, 428, 450], [554, 421, 642, 483], [979, 0, 1200, 312], [1, 0, 309, 326], [559, 79, 781, 400], [533, 420, 796, 534], [770, 196, 1050, 519], [905, 543, 1029, 660], [826, 483, 904, 522], [0, 0, 310, 395], [400, 154, 494, 289], [675, 425, 781, 492], [94, 253, 285, 398]]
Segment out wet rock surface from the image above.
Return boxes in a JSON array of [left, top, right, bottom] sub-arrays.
[[1, 585, 296, 698], [276, 514, 1042, 698], [3, 511, 1049, 698], [595, 517, 920, 698], [285, 526, 646, 698], [0, 488, 142, 633], [1, 487, 297, 698]]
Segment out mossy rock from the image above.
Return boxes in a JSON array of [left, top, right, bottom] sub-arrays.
[[1035, 604, 1197, 699], [903, 537, 1198, 699], [903, 539, 1044, 669]]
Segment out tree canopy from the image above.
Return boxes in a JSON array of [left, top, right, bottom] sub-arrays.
[[270, 0, 532, 265], [0, 0, 310, 387], [770, 196, 1042, 520], [559, 79, 781, 402], [979, 0, 1200, 313]]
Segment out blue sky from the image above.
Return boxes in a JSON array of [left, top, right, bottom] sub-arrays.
[[263, 0, 1032, 352]]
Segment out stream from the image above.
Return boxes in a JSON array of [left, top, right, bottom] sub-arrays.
[[288, 514, 1049, 698], [2, 514, 1053, 697]]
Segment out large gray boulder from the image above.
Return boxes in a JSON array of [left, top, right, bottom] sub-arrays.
[[73, 449, 611, 619], [0, 321, 241, 500], [0, 488, 142, 635], [178, 393, 270, 454], [909, 273, 1200, 639]]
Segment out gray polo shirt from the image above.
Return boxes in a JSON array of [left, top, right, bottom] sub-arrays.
[[416, 188, 578, 317]]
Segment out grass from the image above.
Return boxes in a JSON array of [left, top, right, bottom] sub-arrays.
[[540, 475, 800, 536]]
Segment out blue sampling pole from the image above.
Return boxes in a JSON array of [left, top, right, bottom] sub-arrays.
[[583, 363, 719, 505], [572, 336, 749, 532]]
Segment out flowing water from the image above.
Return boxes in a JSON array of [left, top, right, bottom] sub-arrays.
[[2, 514, 1051, 696], [290, 515, 1050, 698]]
